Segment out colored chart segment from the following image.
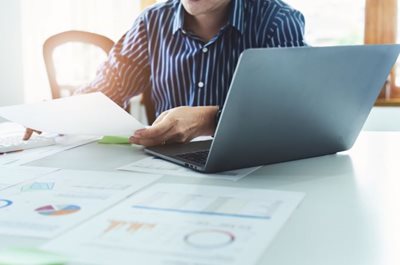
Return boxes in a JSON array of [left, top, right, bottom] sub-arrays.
[[103, 220, 156, 235], [0, 199, 12, 209], [35, 204, 80, 216], [21, 182, 55, 192]]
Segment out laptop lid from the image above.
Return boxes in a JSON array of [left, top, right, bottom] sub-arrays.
[[204, 45, 400, 172]]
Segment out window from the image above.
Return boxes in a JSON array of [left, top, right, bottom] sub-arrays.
[[288, 0, 399, 105], [364, 0, 398, 104], [286, 0, 365, 46], [396, 2, 400, 89], [20, 0, 142, 103]]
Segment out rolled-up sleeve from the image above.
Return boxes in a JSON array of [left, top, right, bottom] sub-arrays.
[[76, 16, 151, 109]]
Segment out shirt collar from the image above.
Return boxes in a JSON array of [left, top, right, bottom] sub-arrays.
[[172, 2, 184, 34], [172, 0, 245, 35]]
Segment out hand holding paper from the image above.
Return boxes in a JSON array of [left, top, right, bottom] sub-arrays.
[[0, 93, 145, 137]]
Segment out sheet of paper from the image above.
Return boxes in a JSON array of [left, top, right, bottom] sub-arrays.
[[0, 247, 68, 265], [0, 135, 97, 166], [0, 169, 161, 239], [118, 156, 261, 181], [0, 122, 26, 135], [0, 166, 58, 191], [43, 183, 305, 265], [0, 92, 144, 136]]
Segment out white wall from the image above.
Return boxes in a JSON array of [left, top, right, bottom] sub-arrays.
[[363, 107, 400, 131], [0, 0, 24, 107]]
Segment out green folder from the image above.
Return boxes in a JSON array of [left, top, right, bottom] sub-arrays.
[[98, 135, 130, 144]]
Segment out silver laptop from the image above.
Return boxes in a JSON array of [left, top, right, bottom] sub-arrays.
[[145, 45, 400, 173]]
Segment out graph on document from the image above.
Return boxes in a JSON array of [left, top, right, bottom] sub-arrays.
[[43, 184, 304, 265], [0, 199, 13, 209], [91, 214, 254, 264], [132, 191, 282, 219], [21, 182, 55, 192]]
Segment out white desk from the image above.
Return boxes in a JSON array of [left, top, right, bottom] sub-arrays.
[[1, 131, 400, 265]]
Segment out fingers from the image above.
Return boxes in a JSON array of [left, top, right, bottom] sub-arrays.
[[130, 107, 209, 147], [130, 112, 172, 146], [130, 124, 193, 147], [130, 126, 174, 146], [23, 129, 33, 141], [134, 117, 176, 140], [129, 136, 165, 147], [23, 128, 41, 141]]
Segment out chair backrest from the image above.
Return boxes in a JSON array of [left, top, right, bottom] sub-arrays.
[[43, 30, 114, 99], [43, 30, 156, 124]]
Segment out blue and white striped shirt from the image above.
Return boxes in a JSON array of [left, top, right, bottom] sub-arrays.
[[81, 0, 306, 117]]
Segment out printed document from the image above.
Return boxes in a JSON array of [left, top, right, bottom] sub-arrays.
[[0, 93, 144, 136], [43, 183, 305, 265], [0, 169, 161, 239], [0, 134, 97, 166], [0, 166, 58, 191], [118, 156, 260, 181]]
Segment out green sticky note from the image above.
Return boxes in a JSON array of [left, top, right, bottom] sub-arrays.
[[0, 248, 67, 265], [98, 135, 130, 144]]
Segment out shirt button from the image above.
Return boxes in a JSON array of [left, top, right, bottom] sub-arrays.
[[198, 82, 204, 88], [202, 47, 208, 53]]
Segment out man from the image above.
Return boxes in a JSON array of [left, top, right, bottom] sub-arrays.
[[25, 0, 306, 145]]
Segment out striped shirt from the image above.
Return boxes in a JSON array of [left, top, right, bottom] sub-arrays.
[[80, 0, 306, 117]]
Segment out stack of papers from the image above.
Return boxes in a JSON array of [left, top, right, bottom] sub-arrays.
[[0, 94, 306, 265], [0, 169, 161, 239], [42, 183, 305, 265]]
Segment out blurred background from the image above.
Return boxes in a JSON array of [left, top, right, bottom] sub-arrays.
[[0, 0, 398, 111]]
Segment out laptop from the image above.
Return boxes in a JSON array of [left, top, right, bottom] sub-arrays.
[[145, 45, 400, 173]]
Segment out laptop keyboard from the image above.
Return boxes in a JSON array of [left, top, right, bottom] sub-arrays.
[[175, 150, 209, 166]]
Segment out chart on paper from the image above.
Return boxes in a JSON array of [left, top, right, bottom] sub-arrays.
[[132, 190, 282, 219], [96, 216, 236, 249], [0, 199, 13, 209], [43, 183, 305, 265], [0, 169, 161, 239], [0, 166, 58, 191]]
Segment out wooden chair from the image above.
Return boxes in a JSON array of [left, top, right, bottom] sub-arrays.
[[43, 30, 156, 124]]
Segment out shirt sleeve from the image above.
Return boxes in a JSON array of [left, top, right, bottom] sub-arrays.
[[76, 16, 151, 109], [267, 7, 306, 47]]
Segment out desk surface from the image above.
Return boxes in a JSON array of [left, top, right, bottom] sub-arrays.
[[1, 131, 400, 265]]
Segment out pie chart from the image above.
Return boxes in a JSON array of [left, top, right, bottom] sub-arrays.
[[184, 229, 235, 249], [35, 204, 81, 216], [0, 199, 12, 209]]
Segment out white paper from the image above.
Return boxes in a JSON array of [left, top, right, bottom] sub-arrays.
[[0, 166, 58, 191], [0, 92, 144, 136], [0, 122, 26, 135], [0, 135, 97, 166], [43, 183, 305, 265], [0, 169, 161, 239], [0, 116, 97, 167], [118, 156, 261, 181]]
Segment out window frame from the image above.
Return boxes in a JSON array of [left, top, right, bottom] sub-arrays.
[[365, 0, 399, 105]]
